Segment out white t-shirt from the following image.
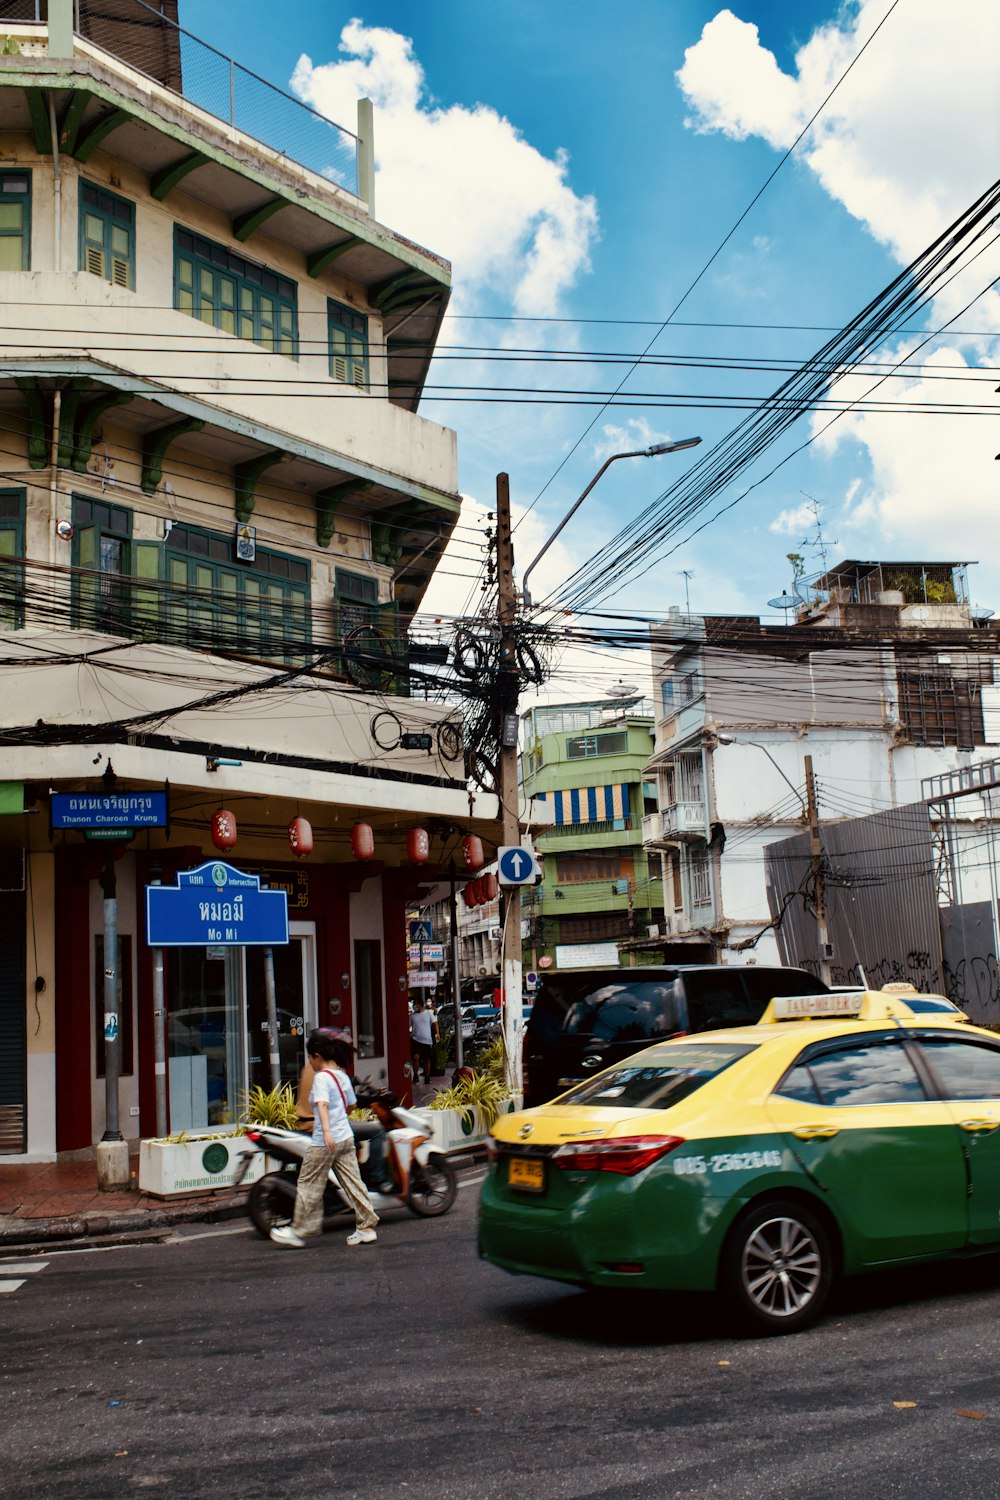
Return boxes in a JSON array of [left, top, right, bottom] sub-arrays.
[[309, 1067, 355, 1147], [410, 1008, 434, 1046]]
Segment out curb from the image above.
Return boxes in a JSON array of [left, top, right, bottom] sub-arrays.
[[0, 1192, 249, 1251]]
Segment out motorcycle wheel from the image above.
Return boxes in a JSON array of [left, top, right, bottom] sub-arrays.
[[248, 1171, 348, 1238], [248, 1170, 298, 1238], [406, 1152, 458, 1217]]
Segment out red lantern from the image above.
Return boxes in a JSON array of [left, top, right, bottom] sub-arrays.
[[288, 816, 313, 859], [351, 822, 374, 861], [480, 872, 498, 903], [464, 882, 479, 908], [472, 877, 485, 905], [211, 808, 237, 851], [407, 827, 430, 864], [462, 834, 484, 870]]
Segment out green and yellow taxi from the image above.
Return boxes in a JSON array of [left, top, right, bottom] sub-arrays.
[[479, 986, 1000, 1333]]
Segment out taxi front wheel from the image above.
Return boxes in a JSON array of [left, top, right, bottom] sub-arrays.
[[721, 1198, 833, 1335]]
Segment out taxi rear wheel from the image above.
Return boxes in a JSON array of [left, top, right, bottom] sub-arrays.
[[721, 1198, 833, 1335]]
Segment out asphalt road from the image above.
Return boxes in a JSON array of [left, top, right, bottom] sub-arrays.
[[3, 1168, 1000, 1499]]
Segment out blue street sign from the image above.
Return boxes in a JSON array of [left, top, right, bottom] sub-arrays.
[[52, 790, 168, 830], [146, 861, 289, 948], [409, 919, 433, 944], [497, 846, 536, 885]]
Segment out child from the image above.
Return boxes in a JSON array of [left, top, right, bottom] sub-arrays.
[[271, 1029, 379, 1248]]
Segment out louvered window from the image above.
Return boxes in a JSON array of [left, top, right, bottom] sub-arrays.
[[328, 300, 368, 389], [79, 180, 134, 288]]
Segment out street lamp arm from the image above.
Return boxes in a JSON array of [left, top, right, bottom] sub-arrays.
[[521, 436, 701, 608]]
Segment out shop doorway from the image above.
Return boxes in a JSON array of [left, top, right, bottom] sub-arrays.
[[165, 924, 316, 1132]]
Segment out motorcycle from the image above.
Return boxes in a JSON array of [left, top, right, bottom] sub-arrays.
[[235, 1085, 458, 1236]]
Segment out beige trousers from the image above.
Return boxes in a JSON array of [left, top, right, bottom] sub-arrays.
[[290, 1141, 380, 1237]]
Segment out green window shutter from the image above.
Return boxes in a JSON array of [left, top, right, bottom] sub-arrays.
[[328, 300, 369, 389], [132, 539, 161, 639], [75, 522, 98, 626], [79, 182, 134, 289], [0, 526, 22, 630]]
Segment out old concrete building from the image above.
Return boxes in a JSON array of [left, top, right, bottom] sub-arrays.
[[644, 560, 1000, 988], [0, 1, 497, 1159]]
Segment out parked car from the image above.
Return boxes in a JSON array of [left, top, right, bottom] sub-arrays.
[[481, 985, 980, 1333], [522, 964, 830, 1106]]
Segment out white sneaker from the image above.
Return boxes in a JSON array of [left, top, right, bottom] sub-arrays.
[[270, 1225, 306, 1248], [346, 1228, 377, 1246]]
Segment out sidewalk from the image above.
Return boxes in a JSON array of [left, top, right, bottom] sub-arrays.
[[0, 1072, 457, 1252], [0, 1157, 249, 1251]]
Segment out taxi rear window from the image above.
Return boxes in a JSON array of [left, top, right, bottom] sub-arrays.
[[556, 1043, 756, 1110]]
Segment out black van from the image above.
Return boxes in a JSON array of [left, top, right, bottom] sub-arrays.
[[522, 964, 829, 1106]]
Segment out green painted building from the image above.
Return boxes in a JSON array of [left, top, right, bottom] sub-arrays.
[[520, 699, 664, 969]]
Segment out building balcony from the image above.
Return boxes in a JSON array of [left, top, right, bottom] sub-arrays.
[[643, 802, 708, 843]]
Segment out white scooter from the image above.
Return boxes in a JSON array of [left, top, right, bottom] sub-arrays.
[[235, 1085, 457, 1236]]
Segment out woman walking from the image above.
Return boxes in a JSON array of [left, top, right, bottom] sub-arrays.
[[271, 1029, 379, 1248]]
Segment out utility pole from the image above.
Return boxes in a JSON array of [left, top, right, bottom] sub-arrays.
[[804, 755, 833, 985], [495, 473, 523, 1093]]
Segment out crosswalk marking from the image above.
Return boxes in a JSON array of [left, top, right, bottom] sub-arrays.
[[0, 1260, 49, 1295]]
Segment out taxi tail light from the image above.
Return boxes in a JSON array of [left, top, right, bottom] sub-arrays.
[[553, 1136, 685, 1176]]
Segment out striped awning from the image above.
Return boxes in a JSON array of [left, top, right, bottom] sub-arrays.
[[537, 784, 630, 827]]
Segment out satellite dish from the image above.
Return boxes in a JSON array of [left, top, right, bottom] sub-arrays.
[[767, 593, 799, 614], [609, 681, 639, 697], [970, 607, 994, 621]]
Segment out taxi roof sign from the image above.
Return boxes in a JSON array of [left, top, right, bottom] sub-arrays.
[[762, 986, 964, 1025], [769, 993, 863, 1021]]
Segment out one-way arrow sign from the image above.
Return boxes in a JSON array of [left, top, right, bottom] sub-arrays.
[[497, 846, 537, 885]]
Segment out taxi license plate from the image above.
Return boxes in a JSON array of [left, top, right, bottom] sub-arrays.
[[508, 1157, 544, 1193]]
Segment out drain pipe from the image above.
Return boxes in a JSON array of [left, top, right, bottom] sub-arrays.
[[48, 91, 61, 271]]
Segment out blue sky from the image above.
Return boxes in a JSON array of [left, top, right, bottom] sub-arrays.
[[182, 1, 1000, 692]]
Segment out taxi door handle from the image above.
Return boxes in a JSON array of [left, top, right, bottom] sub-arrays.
[[959, 1118, 999, 1133], [792, 1125, 840, 1140]]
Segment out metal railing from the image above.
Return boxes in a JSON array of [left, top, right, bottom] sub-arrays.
[[0, 0, 360, 193]]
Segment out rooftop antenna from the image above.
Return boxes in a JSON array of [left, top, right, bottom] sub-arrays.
[[798, 495, 837, 576], [680, 569, 693, 614]]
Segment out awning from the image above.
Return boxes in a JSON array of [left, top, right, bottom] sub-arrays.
[[537, 784, 630, 827]]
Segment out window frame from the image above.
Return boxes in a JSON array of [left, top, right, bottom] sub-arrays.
[[0, 488, 26, 630], [164, 522, 311, 661], [79, 179, 135, 289], [0, 169, 30, 271], [71, 494, 133, 630], [328, 298, 369, 389], [174, 227, 298, 358]]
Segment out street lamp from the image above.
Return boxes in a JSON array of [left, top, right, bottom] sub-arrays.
[[521, 436, 701, 608], [714, 733, 807, 819]]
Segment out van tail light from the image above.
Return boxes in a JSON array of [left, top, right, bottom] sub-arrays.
[[552, 1136, 685, 1176], [246, 1130, 262, 1144]]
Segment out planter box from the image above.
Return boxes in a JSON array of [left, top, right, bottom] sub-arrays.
[[138, 1134, 266, 1198], [414, 1094, 524, 1153]]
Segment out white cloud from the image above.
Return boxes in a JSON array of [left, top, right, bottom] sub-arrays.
[[811, 346, 998, 582], [769, 501, 818, 537], [291, 20, 598, 315], [591, 416, 674, 463], [676, 1, 1000, 266], [677, 1, 1000, 604]]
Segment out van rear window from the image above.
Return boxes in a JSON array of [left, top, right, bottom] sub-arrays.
[[558, 1044, 756, 1109], [528, 971, 684, 1044]]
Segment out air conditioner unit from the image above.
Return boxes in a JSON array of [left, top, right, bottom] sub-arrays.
[[647, 924, 660, 938]]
